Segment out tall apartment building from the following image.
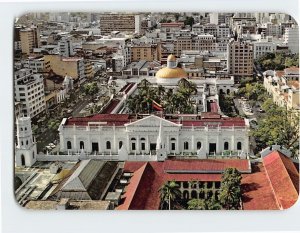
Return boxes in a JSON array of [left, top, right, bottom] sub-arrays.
[[44, 55, 85, 82], [20, 26, 40, 55], [284, 25, 299, 54], [99, 14, 141, 35], [58, 37, 74, 57], [131, 43, 161, 62], [14, 69, 45, 118], [227, 39, 254, 78], [174, 34, 216, 56], [23, 56, 51, 73]]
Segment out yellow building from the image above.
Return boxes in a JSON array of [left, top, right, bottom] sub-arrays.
[[131, 44, 161, 62], [20, 27, 40, 55], [44, 55, 85, 81]]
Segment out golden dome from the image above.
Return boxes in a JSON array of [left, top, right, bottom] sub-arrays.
[[167, 54, 176, 62], [156, 67, 188, 79]]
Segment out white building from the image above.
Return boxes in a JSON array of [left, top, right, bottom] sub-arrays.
[[284, 25, 299, 54], [15, 116, 37, 167], [58, 37, 74, 57], [58, 114, 250, 160], [23, 56, 50, 73], [252, 40, 276, 59], [14, 69, 45, 118]]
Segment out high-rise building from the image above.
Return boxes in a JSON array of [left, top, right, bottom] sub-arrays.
[[227, 39, 254, 78], [20, 26, 40, 55], [284, 25, 299, 54], [99, 14, 141, 35], [14, 69, 45, 118], [58, 37, 74, 57], [131, 43, 160, 62]]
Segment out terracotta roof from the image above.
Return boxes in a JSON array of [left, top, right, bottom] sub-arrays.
[[275, 71, 285, 78], [119, 159, 250, 210], [287, 80, 300, 89], [65, 114, 131, 126], [242, 163, 280, 210], [64, 114, 246, 127], [101, 99, 120, 114], [164, 159, 251, 173], [263, 151, 299, 209]]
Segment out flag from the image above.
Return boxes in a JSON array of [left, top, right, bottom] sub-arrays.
[[152, 99, 163, 111]]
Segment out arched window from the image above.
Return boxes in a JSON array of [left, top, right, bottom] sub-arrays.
[[32, 151, 35, 159], [199, 191, 205, 199], [171, 138, 176, 151], [67, 141, 72, 149], [80, 141, 84, 149], [140, 138, 145, 150], [21, 154, 25, 166], [183, 182, 189, 189], [20, 128, 23, 131], [191, 190, 197, 199], [237, 142, 242, 150], [184, 141, 189, 150], [25, 127, 27, 131], [224, 142, 229, 150], [119, 141, 123, 149], [106, 141, 111, 150], [131, 137, 136, 141], [131, 142, 136, 151], [21, 141, 24, 146], [26, 140, 28, 145], [197, 141, 202, 150], [183, 190, 189, 200]]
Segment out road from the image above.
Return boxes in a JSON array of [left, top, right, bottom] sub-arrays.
[[72, 98, 92, 117]]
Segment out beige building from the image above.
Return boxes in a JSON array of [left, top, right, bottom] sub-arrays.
[[263, 68, 300, 112], [227, 39, 253, 78], [99, 14, 139, 35], [44, 55, 85, 81], [131, 44, 161, 62], [20, 26, 40, 55]]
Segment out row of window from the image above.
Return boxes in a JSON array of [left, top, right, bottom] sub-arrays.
[[66, 140, 242, 151]]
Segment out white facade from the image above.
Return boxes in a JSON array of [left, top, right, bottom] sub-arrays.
[[23, 56, 50, 73], [14, 69, 45, 118], [253, 41, 276, 59], [59, 37, 74, 57], [59, 115, 250, 160], [15, 117, 37, 167]]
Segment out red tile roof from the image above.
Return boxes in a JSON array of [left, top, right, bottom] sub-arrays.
[[242, 163, 280, 210], [64, 114, 246, 127], [65, 114, 131, 126], [263, 151, 299, 209], [101, 99, 121, 114], [119, 159, 250, 210], [164, 159, 251, 173]]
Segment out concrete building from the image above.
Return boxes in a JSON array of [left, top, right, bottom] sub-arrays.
[[20, 26, 40, 55], [15, 116, 37, 167], [252, 40, 276, 59], [227, 39, 254, 78], [44, 55, 85, 82], [131, 43, 160, 62], [58, 113, 250, 159], [58, 37, 74, 57], [14, 69, 45, 118], [22, 56, 51, 73], [284, 25, 299, 54], [99, 14, 141, 35]]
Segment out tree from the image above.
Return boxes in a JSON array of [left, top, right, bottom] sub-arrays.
[[159, 181, 181, 210], [252, 99, 300, 157], [218, 168, 242, 210], [184, 16, 194, 27], [83, 82, 99, 96], [48, 119, 60, 132], [187, 198, 221, 210]]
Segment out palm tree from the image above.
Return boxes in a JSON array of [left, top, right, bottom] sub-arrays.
[[218, 168, 242, 210], [159, 181, 181, 210]]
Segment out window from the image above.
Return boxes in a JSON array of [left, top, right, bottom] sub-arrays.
[[119, 141, 123, 149], [183, 182, 189, 189], [32, 151, 35, 159], [141, 143, 145, 151], [224, 142, 229, 150], [132, 143, 136, 151], [106, 141, 111, 150], [80, 141, 84, 149], [67, 141, 72, 149], [26, 140, 28, 145], [184, 141, 189, 150], [237, 142, 242, 150], [197, 141, 202, 150], [191, 190, 197, 199]]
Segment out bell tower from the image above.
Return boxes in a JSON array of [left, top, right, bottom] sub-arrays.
[[15, 116, 37, 167]]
